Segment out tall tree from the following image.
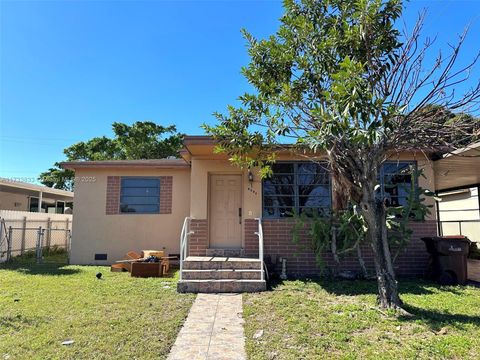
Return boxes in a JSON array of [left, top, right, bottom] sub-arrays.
[[204, 0, 480, 309], [40, 121, 183, 191]]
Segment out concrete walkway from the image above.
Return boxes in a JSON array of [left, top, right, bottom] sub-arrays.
[[168, 293, 247, 360]]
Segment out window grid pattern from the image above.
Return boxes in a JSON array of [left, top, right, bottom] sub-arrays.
[[380, 161, 417, 207], [262, 162, 331, 218], [120, 177, 160, 214], [262, 161, 417, 218]]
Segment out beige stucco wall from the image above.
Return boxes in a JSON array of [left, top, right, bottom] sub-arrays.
[[0, 191, 29, 211], [417, 155, 437, 221], [190, 159, 262, 220], [70, 168, 191, 265]]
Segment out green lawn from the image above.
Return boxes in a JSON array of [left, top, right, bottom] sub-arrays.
[[4, 259, 479, 360], [0, 259, 194, 360], [244, 279, 480, 360]]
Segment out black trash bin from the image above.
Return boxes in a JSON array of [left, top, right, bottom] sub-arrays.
[[421, 236, 471, 285]]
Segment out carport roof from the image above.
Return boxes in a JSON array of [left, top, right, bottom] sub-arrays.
[[0, 178, 74, 199], [434, 142, 480, 191]]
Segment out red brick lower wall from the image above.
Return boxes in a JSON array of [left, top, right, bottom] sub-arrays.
[[159, 176, 173, 214], [244, 219, 259, 257], [244, 218, 437, 277], [394, 221, 438, 276], [188, 219, 208, 256], [106, 176, 120, 215]]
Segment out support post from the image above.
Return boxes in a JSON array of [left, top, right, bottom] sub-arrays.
[[477, 186, 480, 223], [66, 230, 71, 263], [435, 192, 442, 236], [64, 218, 70, 250], [7, 226, 13, 262], [36, 226, 43, 264], [38, 191, 43, 213], [20, 216, 27, 255], [0, 219, 3, 242], [46, 218, 52, 248], [0, 219, 4, 253]]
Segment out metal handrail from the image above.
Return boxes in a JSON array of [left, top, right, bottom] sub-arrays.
[[254, 217, 264, 281], [179, 217, 194, 281]]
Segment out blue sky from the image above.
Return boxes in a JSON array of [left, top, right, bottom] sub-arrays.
[[1, 0, 479, 183]]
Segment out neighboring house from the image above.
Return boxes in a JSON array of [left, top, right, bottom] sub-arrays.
[[438, 187, 479, 241], [63, 135, 480, 281], [435, 142, 480, 243], [0, 178, 74, 214]]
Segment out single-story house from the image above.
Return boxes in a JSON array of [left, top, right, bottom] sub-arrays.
[[0, 178, 74, 214], [61, 136, 480, 292]]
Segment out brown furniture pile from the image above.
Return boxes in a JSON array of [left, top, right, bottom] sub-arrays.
[[110, 250, 174, 278]]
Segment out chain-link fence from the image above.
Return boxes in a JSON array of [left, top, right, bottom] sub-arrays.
[[0, 219, 71, 264]]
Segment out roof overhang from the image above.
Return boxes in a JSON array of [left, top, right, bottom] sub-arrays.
[[60, 158, 190, 170], [0, 178, 74, 199], [434, 142, 480, 191], [180, 136, 436, 162], [181, 136, 219, 161], [180, 135, 331, 161]]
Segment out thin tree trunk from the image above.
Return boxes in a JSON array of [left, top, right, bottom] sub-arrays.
[[332, 175, 349, 211], [361, 196, 403, 309], [356, 244, 368, 279]]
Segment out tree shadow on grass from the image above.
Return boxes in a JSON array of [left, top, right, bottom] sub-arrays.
[[0, 262, 81, 276], [268, 277, 438, 296], [399, 303, 480, 332], [268, 277, 480, 331]]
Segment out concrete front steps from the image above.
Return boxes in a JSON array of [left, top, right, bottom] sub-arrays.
[[182, 269, 262, 280], [177, 256, 266, 293]]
